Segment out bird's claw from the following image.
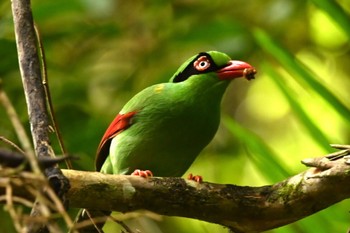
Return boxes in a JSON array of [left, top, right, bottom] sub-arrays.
[[131, 169, 153, 178], [187, 173, 203, 183]]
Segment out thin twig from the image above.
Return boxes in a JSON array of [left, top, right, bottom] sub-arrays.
[[33, 25, 73, 169], [326, 149, 350, 161], [71, 216, 109, 232], [83, 210, 104, 233], [330, 144, 350, 150], [45, 184, 77, 232], [5, 196, 34, 208], [0, 136, 26, 155], [18, 171, 74, 232], [0, 81, 34, 157], [6, 182, 23, 232], [109, 215, 136, 233], [21, 178, 62, 233]]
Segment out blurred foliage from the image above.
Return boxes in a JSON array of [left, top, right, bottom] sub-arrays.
[[1, 0, 350, 232]]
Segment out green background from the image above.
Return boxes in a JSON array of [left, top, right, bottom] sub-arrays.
[[1, 0, 350, 232]]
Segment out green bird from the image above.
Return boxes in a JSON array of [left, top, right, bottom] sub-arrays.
[[75, 51, 255, 232], [96, 51, 256, 179]]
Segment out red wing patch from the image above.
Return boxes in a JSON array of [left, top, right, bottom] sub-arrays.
[[95, 111, 137, 171]]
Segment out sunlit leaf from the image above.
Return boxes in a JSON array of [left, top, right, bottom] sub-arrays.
[[262, 62, 332, 152], [310, 0, 350, 39], [223, 115, 291, 182], [253, 28, 350, 127]]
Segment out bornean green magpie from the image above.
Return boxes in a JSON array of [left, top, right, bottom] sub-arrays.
[[96, 51, 256, 181]]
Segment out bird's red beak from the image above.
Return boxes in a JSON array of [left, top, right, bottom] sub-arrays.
[[217, 60, 256, 80]]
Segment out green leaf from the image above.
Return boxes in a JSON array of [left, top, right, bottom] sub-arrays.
[[262, 62, 332, 152], [310, 0, 350, 39], [253, 28, 350, 127], [223, 115, 291, 182]]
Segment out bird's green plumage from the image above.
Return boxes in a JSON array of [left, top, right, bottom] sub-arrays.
[[100, 51, 236, 176]]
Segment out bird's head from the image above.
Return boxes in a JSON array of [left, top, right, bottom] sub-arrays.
[[169, 51, 256, 83]]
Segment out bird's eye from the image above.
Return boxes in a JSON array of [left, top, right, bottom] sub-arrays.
[[194, 56, 211, 71]]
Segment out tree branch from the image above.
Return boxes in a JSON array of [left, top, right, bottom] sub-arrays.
[[11, 0, 70, 232], [2, 153, 349, 232], [11, 0, 46, 176], [62, 155, 350, 232]]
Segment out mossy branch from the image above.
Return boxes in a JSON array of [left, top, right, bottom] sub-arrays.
[[3, 153, 348, 233]]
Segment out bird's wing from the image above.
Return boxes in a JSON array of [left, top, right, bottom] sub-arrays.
[[95, 111, 137, 171]]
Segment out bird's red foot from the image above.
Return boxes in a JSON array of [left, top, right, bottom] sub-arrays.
[[187, 173, 203, 183], [131, 169, 153, 178]]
